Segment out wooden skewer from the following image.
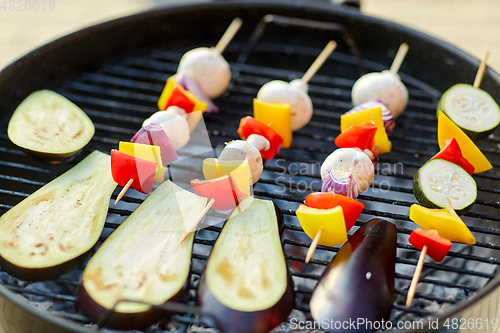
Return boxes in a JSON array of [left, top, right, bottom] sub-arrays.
[[473, 50, 490, 88], [301, 41, 337, 84], [114, 178, 133, 205], [179, 198, 215, 244], [406, 245, 427, 307], [305, 228, 323, 264], [215, 18, 243, 54], [389, 43, 409, 74]]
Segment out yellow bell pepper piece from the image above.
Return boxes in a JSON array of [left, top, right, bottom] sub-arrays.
[[202, 158, 252, 196], [409, 203, 475, 245], [340, 107, 392, 154], [119, 142, 166, 183], [253, 98, 292, 148], [157, 78, 207, 133], [296, 205, 347, 247], [437, 111, 492, 173]]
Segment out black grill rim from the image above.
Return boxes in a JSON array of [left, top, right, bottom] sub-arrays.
[[1, 1, 500, 333]]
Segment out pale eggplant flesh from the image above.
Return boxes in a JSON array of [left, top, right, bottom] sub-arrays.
[[77, 180, 207, 330], [310, 218, 397, 333], [197, 197, 295, 333], [7, 90, 95, 164], [0, 151, 116, 281]]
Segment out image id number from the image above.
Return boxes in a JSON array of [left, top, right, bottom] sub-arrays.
[[1, 0, 56, 11], [444, 318, 499, 330]]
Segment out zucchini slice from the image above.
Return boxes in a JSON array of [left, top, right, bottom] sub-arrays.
[[413, 159, 476, 215], [437, 84, 500, 140]]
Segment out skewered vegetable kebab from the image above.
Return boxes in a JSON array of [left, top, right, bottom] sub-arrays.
[[232, 41, 336, 163], [351, 43, 409, 119], [298, 112, 394, 262], [438, 50, 500, 141], [298, 145, 374, 263], [114, 71, 210, 203], [111, 19, 244, 202], [405, 67, 494, 305]]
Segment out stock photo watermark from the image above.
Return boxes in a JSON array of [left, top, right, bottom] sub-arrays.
[[1, 0, 55, 11], [273, 159, 404, 194]]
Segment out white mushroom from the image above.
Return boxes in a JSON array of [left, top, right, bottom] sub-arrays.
[[176, 47, 231, 99], [218, 135, 269, 184], [143, 109, 190, 149], [257, 80, 313, 131], [351, 70, 408, 119], [321, 148, 374, 194], [289, 79, 309, 93]]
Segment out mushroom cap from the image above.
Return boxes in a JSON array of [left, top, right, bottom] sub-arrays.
[[143, 110, 190, 149], [320, 148, 374, 194], [351, 70, 409, 118], [177, 47, 231, 99], [289, 79, 309, 93], [218, 140, 263, 184], [257, 80, 313, 131]]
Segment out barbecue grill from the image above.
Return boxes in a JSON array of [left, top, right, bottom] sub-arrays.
[[1, 1, 500, 332]]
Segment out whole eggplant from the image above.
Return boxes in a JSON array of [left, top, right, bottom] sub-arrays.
[[310, 218, 397, 333]]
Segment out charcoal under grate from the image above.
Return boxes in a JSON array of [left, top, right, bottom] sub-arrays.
[[1, 5, 500, 333]]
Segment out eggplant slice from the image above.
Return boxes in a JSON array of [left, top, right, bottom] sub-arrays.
[[310, 218, 397, 333], [0, 151, 116, 281], [77, 180, 207, 330], [7, 90, 95, 164], [197, 197, 295, 333]]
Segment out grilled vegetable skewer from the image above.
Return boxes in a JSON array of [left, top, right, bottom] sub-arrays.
[[405, 199, 472, 307], [299, 146, 372, 263]]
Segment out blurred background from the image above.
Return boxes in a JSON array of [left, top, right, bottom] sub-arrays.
[[0, 0, 499, 71]]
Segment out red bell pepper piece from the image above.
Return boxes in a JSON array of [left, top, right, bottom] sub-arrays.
[[431, 138, 475, 175], [408, 228, 452, 262], [164, 85, 196, 113], [191, 175, 248, 211], [335, 121, 378, 153], [111, 149, 156, 194], [304, 192, 364, 231], [237, 116, 283, 160]]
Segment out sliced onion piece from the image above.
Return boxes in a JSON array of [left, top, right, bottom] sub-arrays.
[[175, 73, 219, 113], [321, 169, 358, 199], [130, 123, 178, 165], [348, 99, 395, 135]]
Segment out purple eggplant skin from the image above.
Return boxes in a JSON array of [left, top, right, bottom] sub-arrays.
[[196, 202, 295, 333], [19, 147, 83, 165], [310, 218, 397, 333], [0, 246, 94, 282], [197, 270, 295, 333], [76, 276, 189, 331]]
